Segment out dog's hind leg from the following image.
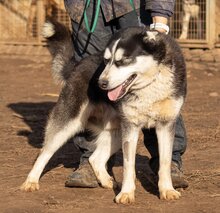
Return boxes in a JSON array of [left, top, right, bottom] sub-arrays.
[[21, 101, 91, 192], [89, 129, 121, 189], [156, 122, 181, 200]]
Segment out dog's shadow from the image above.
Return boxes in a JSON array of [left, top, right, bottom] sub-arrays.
[[8, 102, 158, 196], [109, 151, 158, 197], [8, 102, 81, 171]]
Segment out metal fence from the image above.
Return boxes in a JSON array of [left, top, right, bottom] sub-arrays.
[[0, 0, 219, 48], [170, 0, 217, 48]]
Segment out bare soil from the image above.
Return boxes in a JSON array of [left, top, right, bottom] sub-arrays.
[[0, 52, 219, 213]]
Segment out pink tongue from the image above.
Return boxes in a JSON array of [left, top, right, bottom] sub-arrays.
[[107, 85, 123, 101]]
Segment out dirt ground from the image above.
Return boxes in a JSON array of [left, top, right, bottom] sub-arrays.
[[0, 49, 219, 213]]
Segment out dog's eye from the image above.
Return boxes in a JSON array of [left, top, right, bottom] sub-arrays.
[[104, 58, 110, 65], [123, 58, 133, 64], [114, 60, 123, 67], [115, 58, 133, 67]]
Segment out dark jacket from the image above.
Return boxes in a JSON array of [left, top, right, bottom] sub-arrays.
[[64, 0, 175, 23]]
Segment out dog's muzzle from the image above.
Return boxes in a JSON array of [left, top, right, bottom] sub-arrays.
[[98, 79, 109, 90]]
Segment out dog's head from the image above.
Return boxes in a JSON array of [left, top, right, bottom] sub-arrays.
[[98, 27, 167, 101]]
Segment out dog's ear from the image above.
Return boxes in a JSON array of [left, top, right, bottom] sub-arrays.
[[142, 31, 166, 63], [142, 31, 159, 52], [143, 31, 159, 43]]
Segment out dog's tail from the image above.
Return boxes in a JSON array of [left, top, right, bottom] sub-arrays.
[[42, 20, 75, 84]]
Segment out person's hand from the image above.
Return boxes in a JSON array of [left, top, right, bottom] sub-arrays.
[[151, 16, 169, 34]]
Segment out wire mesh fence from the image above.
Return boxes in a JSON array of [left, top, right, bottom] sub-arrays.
[[0, 0, 70, 44], [169, 0, 218, 48], [170, 0, 206, 40], [0, 0, 31, 42], [0, 0, 219, 48]]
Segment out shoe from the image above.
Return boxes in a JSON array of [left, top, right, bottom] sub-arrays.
[[65, 161, 99, 188], [171, 162, 189, 189], [149, 159, 189, 189]]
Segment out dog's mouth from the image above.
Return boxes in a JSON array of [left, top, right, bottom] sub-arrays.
[[107, 74, 137, 101]]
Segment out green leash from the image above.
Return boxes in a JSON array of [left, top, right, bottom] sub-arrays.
[[83, 0, 101, 33], [129, 0, 136, 12], [129, 0, 142, 26], [83, 0, 137, 33]]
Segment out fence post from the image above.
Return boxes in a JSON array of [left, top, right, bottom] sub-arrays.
[[208, 0, 216, 48], [36, 0, 45, 44]]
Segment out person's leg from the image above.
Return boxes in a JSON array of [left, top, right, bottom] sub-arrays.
[[65, 4, 116, 188], [142, 115, 188, 189], [65, 131, 100, 188], [66, 8, 141, 188], [66, 10, 140, 188]]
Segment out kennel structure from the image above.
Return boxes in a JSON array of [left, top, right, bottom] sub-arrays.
[[0, 0, 219, 48], [0, 0, 70, 45], [170, 0, 218, 48]]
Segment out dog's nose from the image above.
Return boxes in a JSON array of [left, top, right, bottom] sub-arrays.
[[99, 79, 109, 89]]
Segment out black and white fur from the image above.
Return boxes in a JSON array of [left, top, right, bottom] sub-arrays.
[[21, 21, 187, 204]]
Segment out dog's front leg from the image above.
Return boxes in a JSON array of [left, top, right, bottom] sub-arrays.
[[115, 124, 139, 204], [156, 122, 181, 200], [179, 10, 190, 39]]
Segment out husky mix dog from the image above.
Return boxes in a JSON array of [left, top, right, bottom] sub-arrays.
[[179, 0, 201, 40], [21, 21, 187, 204]]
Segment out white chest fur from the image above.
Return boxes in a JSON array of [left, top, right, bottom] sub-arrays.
[[120, 69, 183, 128]]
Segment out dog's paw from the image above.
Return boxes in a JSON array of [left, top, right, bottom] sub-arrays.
[[20, 180, 39, 192], [92, 168, 116, 189], [101, 178, 117, 189], [160, 189, 181, 200], [115, 191, 135, 204]]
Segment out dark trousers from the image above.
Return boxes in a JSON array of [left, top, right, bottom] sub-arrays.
[[69, 6, 187, 170]]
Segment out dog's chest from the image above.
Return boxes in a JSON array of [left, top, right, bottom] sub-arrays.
[[120, 97, 157, 128], [119, 83, 180, 128]]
